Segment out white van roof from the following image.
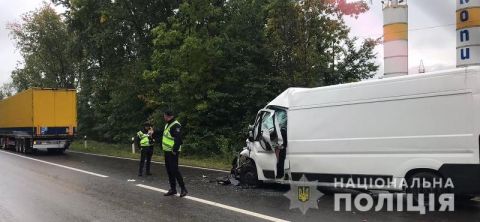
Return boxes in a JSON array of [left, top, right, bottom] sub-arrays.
[[268, 67, 480, 109]]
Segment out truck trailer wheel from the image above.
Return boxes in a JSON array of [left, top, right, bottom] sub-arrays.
[[24, 139, 33, 154], [3, 138, 10, 150], [15, 141, 20, 152], [20, 140, 26, 153], [19, 140, 23, 153]]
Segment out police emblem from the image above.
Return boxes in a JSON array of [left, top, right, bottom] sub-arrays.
[[284, 174, 323, 214], [298, 186, 310, 202]]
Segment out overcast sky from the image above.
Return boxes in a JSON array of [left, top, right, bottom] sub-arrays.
[[0, 0, 457, 85], [0, 0, 60, 85]]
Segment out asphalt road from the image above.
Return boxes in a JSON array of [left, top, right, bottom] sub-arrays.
[[0, 150, 479, 222]]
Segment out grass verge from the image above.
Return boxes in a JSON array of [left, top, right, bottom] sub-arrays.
[[70, 140, 231, 171]]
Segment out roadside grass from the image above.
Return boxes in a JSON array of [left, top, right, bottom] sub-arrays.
[[70, 140, 232, 171]]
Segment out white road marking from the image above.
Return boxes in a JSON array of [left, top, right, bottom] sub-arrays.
[[68, 150, 230, 173], [0, 150, 109, 178], [136, 184, 289, 222]]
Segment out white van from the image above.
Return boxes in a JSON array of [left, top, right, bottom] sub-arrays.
[[236, 67, 480, 196]]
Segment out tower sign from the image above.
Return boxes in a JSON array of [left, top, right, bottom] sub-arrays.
[[457, 0, 480, 67]]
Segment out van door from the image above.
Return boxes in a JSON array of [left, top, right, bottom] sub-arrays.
[[252, 108, 287, 179]]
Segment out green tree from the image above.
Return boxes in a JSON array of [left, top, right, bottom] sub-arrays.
[[10, 0, 378, 158], [54, 0, 177, 141], [8, 3, 77, 91], [265, 0, 377, 88], [145, 0, 378, 157], [145, 0, 230, 155], [0, 82, 16, 100]]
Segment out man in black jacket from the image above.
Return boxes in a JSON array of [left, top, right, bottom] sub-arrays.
[[162, 110, 187, 197]]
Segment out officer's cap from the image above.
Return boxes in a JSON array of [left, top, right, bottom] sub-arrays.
[[164, 110, 175, 117]]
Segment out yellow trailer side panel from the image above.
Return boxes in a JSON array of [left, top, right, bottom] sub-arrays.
[[0, 88, 77, 131], [53, 90, 77, 127], [33, 90, 55, 127], [0, 89, 34, 128], [32, 89, 77, 128]]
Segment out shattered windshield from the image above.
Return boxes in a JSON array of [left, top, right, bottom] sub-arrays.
[[261, 112, 274, 132], [275, 109, 287, 130]]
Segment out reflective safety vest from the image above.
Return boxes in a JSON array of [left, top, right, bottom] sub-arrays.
[[162, 120, 181, 152], [137, 131, 151, 147]]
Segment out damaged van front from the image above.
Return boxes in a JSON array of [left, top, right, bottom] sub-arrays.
[[234, 69, 480, 200], [234, 88, 302, 185]]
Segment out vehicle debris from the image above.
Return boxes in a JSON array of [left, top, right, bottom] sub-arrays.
[[216, 175, 240, 186]]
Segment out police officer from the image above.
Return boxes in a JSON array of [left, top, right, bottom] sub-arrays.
[[137, 122, 154, 177], [162, 110, 187, 197]]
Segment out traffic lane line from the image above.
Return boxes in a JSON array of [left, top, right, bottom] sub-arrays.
[[136, 184, 289, 222], [68, 150, 230, 173], [0, 150, 109, 178]]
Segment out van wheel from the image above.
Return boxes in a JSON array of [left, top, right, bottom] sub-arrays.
[[239, 159, 258, 187], [407, 171, 445, 206]]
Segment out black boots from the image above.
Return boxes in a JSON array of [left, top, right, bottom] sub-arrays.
[[164, 189, 188, 197], [164, 190, 177, 196], [180, 189, 188, 197]]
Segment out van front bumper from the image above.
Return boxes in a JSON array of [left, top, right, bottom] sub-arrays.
[[439, 164, 480, 195]]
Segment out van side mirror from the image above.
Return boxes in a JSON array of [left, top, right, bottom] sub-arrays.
[[248, 125, 254, 142]]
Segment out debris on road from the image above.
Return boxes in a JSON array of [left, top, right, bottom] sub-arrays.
[[127, 179, 136, 182], [216, 175, 240, 186]]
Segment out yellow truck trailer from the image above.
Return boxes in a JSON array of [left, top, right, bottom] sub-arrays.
[[0, 88, 77, 153]]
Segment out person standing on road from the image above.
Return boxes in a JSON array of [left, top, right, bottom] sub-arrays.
[[137, 122, 154, 177], [162, 110, 188, 197]]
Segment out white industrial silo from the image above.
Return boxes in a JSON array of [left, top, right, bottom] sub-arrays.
[[383, 0, 408, 77]]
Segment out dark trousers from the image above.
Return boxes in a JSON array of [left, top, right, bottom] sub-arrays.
[[164, 151, 185, 191], [276, 148, 287, 178], [139, 146, 153, 175]]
